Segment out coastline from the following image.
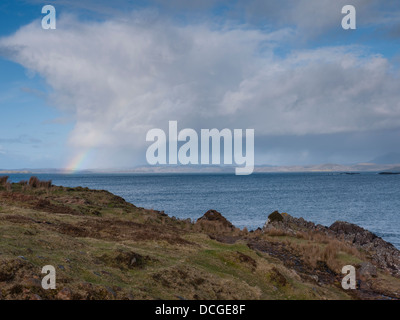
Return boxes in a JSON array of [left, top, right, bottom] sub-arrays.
[[0, 177, 400, 300]]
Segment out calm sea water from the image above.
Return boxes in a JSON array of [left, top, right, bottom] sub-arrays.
[[6, 172, 400, 248]]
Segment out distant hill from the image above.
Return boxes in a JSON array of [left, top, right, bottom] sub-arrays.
[[2, 162, 400, 174]]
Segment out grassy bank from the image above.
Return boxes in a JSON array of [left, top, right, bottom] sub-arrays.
[[0, 176, 399, 300]]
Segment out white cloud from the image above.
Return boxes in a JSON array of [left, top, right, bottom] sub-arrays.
[[1, 12, 400, 166], [239, 0, 400, 37], [220, 47, 400, 135]]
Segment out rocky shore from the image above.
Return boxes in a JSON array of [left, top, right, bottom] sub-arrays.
[[0, 177, 400, 300], [263, 211, 400, 277]]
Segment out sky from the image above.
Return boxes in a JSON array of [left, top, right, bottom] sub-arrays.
[[0, 0, 400, 170]]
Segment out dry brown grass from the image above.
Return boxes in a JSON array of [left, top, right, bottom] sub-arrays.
[[295, 230, 332, 244], [5, 181, 12, 191], [289, 236, 364, 273], [0, 175, 9, 186], [28, 176, 52, 189], [265, 228, 290, 237], [0, 176, 12, 191]]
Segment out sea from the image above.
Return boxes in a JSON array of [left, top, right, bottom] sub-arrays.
[[6, 172, 400, 249]]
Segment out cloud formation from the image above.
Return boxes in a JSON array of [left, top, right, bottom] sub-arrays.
[[1, 8, 400, 166]]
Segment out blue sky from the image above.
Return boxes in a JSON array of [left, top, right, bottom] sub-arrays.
[[0, 1, 72, 168], [1, 0, 400, 169]]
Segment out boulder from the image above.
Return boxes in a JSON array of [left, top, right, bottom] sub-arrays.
[[196, 210, 234, 229], [268, 211, 283, 223]]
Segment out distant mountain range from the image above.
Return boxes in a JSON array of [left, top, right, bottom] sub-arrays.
[[253, 163, 400, 173], [1, 153, 400, 174], [1, 162, 400, 174]]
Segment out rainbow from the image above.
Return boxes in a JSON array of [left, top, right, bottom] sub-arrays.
[[63, 149, 92, 174]]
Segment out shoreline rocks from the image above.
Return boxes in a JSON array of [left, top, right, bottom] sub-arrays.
[[263, 211, 400, 277], [329, 220, 400, 275]]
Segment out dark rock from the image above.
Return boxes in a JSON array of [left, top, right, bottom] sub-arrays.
[[196, 210, 234, 229], [329, 221, 400, 276], [268, 211, 283, 223], [329, 221, 400, 270], [263, 211, 327, 235], [329, 221, 378, 246]]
